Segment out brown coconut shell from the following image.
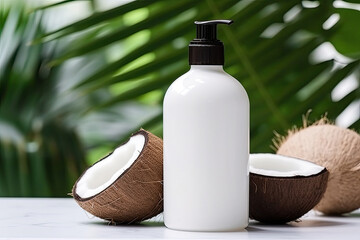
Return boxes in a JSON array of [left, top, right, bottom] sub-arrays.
[[277, 123, 360, 215], [72, 129, 163, 223], [249, 169, 329, 223]]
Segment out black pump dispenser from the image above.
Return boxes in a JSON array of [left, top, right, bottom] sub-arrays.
[[189, 20, 233, 65]]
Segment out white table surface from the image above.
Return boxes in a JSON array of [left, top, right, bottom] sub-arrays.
[[0, 198, 359, 240]]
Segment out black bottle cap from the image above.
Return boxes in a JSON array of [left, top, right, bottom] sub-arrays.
[[189, 20, 233, 65]]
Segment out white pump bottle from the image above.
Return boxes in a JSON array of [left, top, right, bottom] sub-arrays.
[[163, 20, 249, 231]]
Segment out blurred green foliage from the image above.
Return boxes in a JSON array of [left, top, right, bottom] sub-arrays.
[[1, 0, 359, 196], [0, 8, 87, 196]]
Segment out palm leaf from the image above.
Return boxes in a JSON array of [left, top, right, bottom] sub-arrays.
[[39, 0, 359, 153], [32, 0, 153, 43], [49, 0, 194, 64], [0, 8, 88, 196]]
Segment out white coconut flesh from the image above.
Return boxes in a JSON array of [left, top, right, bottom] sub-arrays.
[[250, 153, 324, 177], [76, 134, 146, 199]]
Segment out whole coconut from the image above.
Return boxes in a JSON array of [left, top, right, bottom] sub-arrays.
[[276, 121, 360, 215]]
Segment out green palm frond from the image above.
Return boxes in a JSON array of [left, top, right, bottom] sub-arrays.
[[0, 8, 88, 196], [37, 0, 360, 154]]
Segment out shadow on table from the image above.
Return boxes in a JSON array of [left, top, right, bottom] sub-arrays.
[[84, 220, 165, 227], [345, 212, 360, 218], [325, 212, 360, 218], [248, 219, 347, 230]]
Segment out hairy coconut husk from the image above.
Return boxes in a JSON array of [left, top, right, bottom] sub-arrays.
[[275, 117, 360, 215], [72, 129, 163, 223]]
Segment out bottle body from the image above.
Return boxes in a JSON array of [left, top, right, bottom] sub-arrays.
[[163, 65, 249, 231]]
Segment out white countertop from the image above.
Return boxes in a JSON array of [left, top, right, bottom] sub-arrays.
[[0, 198, 359, 239]]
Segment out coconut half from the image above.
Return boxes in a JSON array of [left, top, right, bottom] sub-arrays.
[[249, 153, 329, 223], [72, 129, 163, 224]]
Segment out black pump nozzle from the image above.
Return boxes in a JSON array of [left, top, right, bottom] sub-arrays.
[[194, 20, 233, 40], [189, 20, 233, 65]]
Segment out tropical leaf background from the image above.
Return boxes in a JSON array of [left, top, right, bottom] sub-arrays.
[[1, 0, 359, 196]]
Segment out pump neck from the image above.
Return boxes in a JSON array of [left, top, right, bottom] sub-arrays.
[[189, 42, 224, 65]]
